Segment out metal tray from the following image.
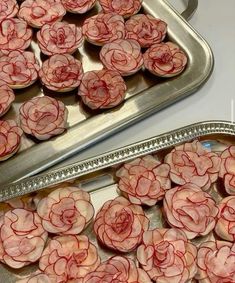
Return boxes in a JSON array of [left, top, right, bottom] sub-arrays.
[[0, 0, 213, 185], [0, 120, 234, 282]]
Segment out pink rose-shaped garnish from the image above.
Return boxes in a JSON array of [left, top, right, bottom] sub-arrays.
[[39, 235, 100, 282], [137, 228, 197, 283], [61, 0, 96, 14], [99, 0, 142, 18], [37, 187, 94, 235], [215, 196, 235, 242], [18, 0, 66, 28], [164, 140, 221, 191], [100, 39, 143, 76], [116, 155, 171, 206], [196, 241, 235, 283], [0, 0, 19, 21], [19, 96, 68, 140], [78, 69, 127, 109], [94, 196, 149, 252], [125, 14, 167, 48], [0, 18, 32, 51], [0, 83, 15, 117], [0, 120, 23, 161], [83, 256, 152, 283], [163, 184, 219, 239], [219, 145, 235, 195], [0, 208, 48, 269], [39, 54, 83, 92], [143, 42, 187, 77], [37, 22, 83, 56], [0, 50, 39, 89], [82, 13, 125, 46]]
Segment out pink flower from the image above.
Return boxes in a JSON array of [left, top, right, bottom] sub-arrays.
[[0, 0, 19, 21], [99, 0, 142, 18], [0, 208, 48, 269], [61, 0, 96, 14], [164, 140, 221, 191], [143, 42, 187, 77], [125, 14, 167, 48], [0, 120, 23, 161], [39, 235, 100, 282], [219, 145, 235, 195], [0, 50, 39, 89], [196, 241, 235, 283], [37, 22, 83, 56], [83, 256, 152, 283], [18, 0, 66, 28], [163, 184, 219, 239], [116, 155, 171, 206], [78, 69, 127, 109], [137, 228, 197, 283], [82, 13, 125, 46], [100, 39, 143, 76], [0, 18, 32, 51], [39, 54, 83, 92], [94, 196, 149, 252], [19, 96, 68, 140], [215, 196, 235, 242], [0, 83, 15, 117], [37, 187, 94, 235]]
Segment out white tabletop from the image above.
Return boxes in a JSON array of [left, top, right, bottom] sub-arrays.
[[57, 0, 235, 167]]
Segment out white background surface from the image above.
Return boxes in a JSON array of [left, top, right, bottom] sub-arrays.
[[59, 0, 235, 166]]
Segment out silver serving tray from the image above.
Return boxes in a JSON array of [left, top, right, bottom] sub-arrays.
[[1, 120, 234, 202], [0, 0, 213, 185], [0, 120, 235, 282]]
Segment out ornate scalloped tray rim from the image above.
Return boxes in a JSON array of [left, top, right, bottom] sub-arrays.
[[1, 120, 235, 202]]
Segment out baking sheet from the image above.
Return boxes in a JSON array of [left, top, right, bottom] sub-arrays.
[[0, 120, 234, 282], [0, 0, 213, 185]]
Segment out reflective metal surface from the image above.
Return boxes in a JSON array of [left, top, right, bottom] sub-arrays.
[[0, 0, 212, 185], [0, 120, 234, 282]]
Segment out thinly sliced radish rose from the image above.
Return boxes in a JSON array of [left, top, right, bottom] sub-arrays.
[[37, 187, 94, 234], [215, 196, 235, 242], [94, 196, 149, 252], [0, 83, 15, 117], [196, 241, 235, 283], [219, 145, 235, 195], [0, 0, 19, 21], [0, 208, 48, 269], [16, 272, 55, 283], [143, 42, 187, 77], [18, 0, 66, 28], [99, 0, 142, 18], [100, 39, 143, 76], [61, 0, 96, 14], [164, 140, 221, 191], [78, 69, 127, 109], [37, 22, 83, 56], [0, 120, 23, 161], [39, 235, 100, 283], [163, 183, 219, 239], [125, 14, 167, 48], [83, 256, 152, 283], [0, 18, 32, 51], [39, 54, 83, 92], [0, 50, 40, 89], [82, 13, 125, 46], [116, 155, 171, 206], [137, 228, 197, 283], [19, 96, 68, 140]]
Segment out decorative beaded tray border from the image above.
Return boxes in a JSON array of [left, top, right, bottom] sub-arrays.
[[1, 120, 234, 202]]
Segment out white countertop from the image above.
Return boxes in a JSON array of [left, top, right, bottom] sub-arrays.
[[57, 0, 235, 166]]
